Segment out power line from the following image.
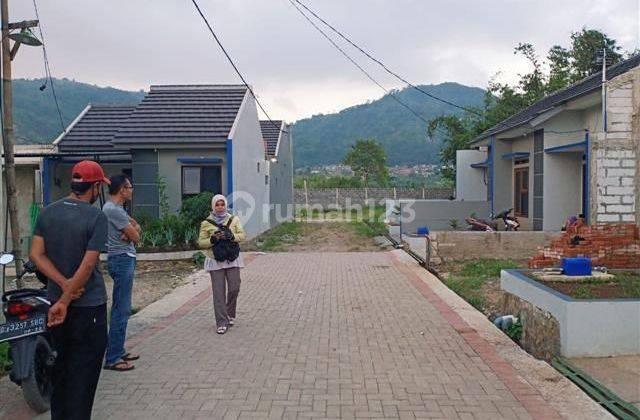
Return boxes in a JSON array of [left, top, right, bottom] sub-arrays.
[[292, 0, 483, 117], [32, 0, 65, 135], [189, 0, 286, 134], [287, 0, 448, 138]]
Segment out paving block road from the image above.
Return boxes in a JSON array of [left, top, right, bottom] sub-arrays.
[[2, 252, 607, 419]]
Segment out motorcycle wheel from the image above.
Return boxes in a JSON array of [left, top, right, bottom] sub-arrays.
[[21, 336, 52, 413]]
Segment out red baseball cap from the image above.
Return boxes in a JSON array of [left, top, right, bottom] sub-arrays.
[[71, 160, 110, 184]]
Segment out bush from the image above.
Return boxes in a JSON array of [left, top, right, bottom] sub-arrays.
[[0, 342, 10, 374], [181, 192, 214, 230]]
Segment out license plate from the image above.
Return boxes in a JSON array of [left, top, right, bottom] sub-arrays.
[[0, 314, 46, 343]]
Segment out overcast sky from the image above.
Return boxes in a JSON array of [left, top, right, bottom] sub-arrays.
[[9, 0, 640, 122]]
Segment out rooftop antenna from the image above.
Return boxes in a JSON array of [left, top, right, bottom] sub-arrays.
[[596, 48, 614, 133]]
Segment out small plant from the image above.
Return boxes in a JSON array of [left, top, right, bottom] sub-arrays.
[[156, 173, 170, 219], [506, 319, 523, 342], [139, 230, 152, 248], [164, 228, 175, 247], [449, 219, 459, 230], [149, 231, 163, 248], [184, 226, 198, 246], [192, 251, 206, 268], [573, 284, 595, 299]]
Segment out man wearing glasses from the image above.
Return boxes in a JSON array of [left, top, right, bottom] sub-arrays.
[[102, 174, 141, 371]]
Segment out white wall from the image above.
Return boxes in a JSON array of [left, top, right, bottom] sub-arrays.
[[229, 94, 270, 239], [543, 153, 582, 230], [502, 270, 640, 357], [455, 150, 488, 201]]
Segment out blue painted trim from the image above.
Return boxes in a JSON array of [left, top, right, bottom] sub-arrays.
[[470, 159, 490, 168], [544, 140, 587, 153], [42, 157, 51, 205], [585, 132, 590, 224], [177, 157, 223, 164], [226, 138, 233, 208], [505, 269, 640, 302], [488, 137, 494, 214], [501, 152, 530, 159]]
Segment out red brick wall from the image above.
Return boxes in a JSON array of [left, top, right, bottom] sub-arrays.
[[529, 223, 640, 269]]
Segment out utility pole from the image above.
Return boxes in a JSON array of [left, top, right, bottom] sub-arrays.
[[1, 0, 40, 286]]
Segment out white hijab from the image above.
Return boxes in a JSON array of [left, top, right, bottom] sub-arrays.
[[210, 194, 230, 224]]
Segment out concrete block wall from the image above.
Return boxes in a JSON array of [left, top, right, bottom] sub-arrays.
[[590, 68, 639, 224]]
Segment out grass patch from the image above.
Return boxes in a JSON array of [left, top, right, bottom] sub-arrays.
[[459, 259, 520, 278], [248, 221, 304, 252], [443, 276, 486, 311], [0, 342, 10, 375], [537, 271, 640, 299], [349, 220, 386, 238], [444, 259, 523, 313], [618, 273, 640, 297]]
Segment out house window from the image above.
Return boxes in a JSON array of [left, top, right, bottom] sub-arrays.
[[265, 175, 269, 185], [257, 162, 260, 173], [182, 167, 201, 195], [514, 167, 529, 217], [182, 166, 222, 196]]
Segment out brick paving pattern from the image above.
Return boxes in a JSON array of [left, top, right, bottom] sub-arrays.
[[91, 252, 551, 419]]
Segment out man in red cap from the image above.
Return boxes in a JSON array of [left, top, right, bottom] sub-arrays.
[[29, 160, 110, 420]]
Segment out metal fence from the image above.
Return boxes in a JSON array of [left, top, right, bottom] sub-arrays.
[[294, 187, 454, 207]]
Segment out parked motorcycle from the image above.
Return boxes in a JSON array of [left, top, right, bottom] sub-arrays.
[[0, 253, 54, 413], [465, 214, 498, 232], [492, 208, 520, 231]]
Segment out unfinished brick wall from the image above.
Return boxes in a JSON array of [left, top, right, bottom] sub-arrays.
[[529, 223, 640, 268], [590, 68, 639, 224]]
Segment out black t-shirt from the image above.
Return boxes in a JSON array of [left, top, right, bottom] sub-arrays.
[[34, 198, 108, 307]]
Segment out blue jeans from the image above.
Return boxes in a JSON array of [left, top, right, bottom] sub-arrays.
[[105, 254, 136, 365]]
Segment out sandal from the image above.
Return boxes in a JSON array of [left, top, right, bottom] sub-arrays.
[[122, 352, 140, 362], [104, 360, 135, 372], [216, 326, 227, 334]]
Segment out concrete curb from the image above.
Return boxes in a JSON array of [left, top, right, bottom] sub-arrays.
[[391, 250, 613, 420], [99, 250, 199, 262]]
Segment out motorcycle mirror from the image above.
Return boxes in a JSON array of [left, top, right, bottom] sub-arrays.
[[0, 253, 15, 265]]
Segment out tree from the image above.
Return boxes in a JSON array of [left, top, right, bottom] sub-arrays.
[[569, 28, 622, 80], [431, 28, 630, 182], [343, 139, 389, 187]]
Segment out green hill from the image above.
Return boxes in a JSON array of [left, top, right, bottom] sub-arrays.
[[12, 78, 145, 143], [292, 82, 486, 168]]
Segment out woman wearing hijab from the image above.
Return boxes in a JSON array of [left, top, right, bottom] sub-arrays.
[[198, 194, 246, 334]]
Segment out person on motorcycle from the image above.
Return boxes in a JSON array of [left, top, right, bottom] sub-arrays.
[[29, 160, 110, 420]]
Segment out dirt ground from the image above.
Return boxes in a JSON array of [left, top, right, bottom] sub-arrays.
[[19, 260, 199, 313], [244, 222, 389, 253]]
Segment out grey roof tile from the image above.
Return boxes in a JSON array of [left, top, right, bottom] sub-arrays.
[[474, 54, 640, 142], [57, 105, 135, 152], [113, 85, 247, 144]]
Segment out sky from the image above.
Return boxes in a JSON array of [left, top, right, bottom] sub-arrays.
[[9, 0, 640, 123]]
